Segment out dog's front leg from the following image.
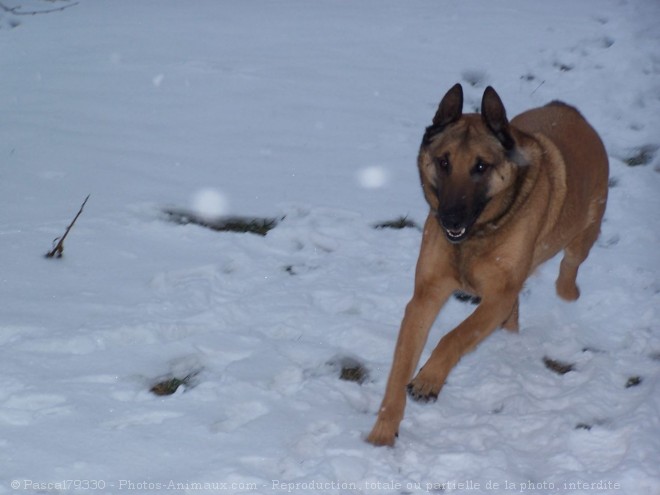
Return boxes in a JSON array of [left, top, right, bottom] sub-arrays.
[[408, 293, 518, 402], [366, 283, 454, 447], [366, 215, 456, 447]]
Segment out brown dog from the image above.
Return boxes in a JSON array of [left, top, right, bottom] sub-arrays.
[[367, 84, 608, 447]]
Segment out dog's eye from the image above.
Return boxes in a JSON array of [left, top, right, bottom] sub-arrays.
[[435, 157, 450, 172], [472, 160, 491, 176]]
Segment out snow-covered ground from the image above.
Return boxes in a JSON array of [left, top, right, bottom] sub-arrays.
[[1, 1, 659, 494]]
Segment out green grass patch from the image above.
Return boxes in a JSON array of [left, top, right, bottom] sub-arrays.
[[340, 364, 368, 384], [373, 216, 420, 231], [162, 208, 280, 236], [150, 371, 199, 396], [543, 356, 575, 375], [623, 145, 657, 167], [328, 356, 369, 385]]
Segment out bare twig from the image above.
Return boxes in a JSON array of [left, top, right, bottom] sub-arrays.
[[531, 80, 546, 95], [0, 1, 79, 16], [45, 194, 90, 259]]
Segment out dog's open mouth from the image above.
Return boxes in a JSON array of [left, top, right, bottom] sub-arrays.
[[444, 226, 468, 242]]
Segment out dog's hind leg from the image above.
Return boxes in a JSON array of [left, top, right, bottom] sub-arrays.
[[501, 297, 519, 332], [556, 221, 601, 301]]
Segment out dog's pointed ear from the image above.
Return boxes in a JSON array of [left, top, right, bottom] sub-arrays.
[[432, 83, 463, 128], [422, 84, 463, 146], [481, 86, 515, 150]]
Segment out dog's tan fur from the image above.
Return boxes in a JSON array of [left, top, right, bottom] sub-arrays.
[[367, 84, 608, 447]]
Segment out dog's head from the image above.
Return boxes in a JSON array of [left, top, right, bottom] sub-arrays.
[[418, 83, 522, 243]]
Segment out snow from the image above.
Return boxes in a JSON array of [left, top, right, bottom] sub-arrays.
[[357, 167, 389, 190], [191, 189, 231, 220], [1, 0, 659, 494]]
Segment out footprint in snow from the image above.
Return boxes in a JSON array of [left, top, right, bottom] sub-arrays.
[[102, 411, 183, 430], [293, 421, 342, 457], [569, 427, 628, 471], [212, 401, 269, 433], [0, 393, 71, 426]]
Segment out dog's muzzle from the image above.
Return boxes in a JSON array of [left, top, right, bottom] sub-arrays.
[[438, 208, 471, 243]]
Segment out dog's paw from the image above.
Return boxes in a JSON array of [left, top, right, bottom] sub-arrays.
[[406, 379, 440, 403], [556, 279, 580, 301], [366, 421, 398, 447]]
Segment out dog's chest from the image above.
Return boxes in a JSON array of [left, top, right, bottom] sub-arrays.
[[454, 246, 484, 294], [454, 240, 517, 295]]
